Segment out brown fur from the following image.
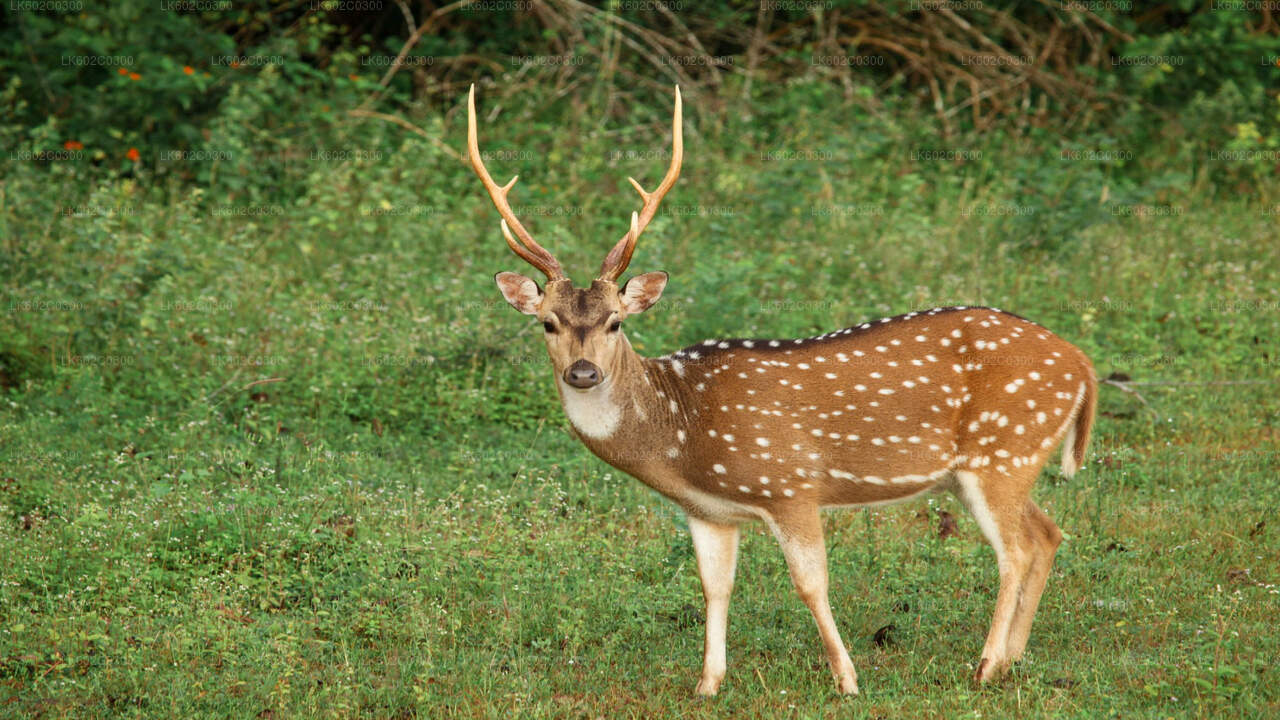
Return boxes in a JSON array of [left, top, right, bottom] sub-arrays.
[[497, 278, 1096, 695]]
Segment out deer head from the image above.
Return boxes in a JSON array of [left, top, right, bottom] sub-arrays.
[[469, 85, 682, 391]]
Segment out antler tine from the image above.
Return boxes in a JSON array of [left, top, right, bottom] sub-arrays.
[[467, 85, 564, 281], [598, 86, 683, 282]]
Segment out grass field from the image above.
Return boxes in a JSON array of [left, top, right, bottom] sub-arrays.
[[3, 91, 1279, 718]]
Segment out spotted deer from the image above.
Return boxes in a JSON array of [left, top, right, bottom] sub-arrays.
[[468, 85, 1097, 696]]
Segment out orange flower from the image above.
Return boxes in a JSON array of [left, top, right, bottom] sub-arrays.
[[183, 65, 194, 75], [230, 61, 240, 69], [129, 72, 141, 81], [126, 147, 140, 162], [63, 140, 84, 151], [349, 74, 359, 81], [118, 67, 128, 75]]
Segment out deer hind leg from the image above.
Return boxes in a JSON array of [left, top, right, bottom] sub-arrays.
[[1004, 500, 1063, 663], [767, 508, 859, 695], [953, 469, 1034, 683], [687, 515, 741, 696]]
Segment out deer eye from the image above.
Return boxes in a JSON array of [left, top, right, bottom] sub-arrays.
[[609, 320, 622, 332], [542, 321, 557, 334]]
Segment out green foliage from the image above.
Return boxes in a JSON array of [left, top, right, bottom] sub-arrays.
[[3, 2, 1278, 203], [3, 105, 1280, 714], [4, 1, 231, 156], [1, 0, 361, 197]]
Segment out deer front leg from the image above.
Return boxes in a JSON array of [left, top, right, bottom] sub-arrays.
[[768, 508, 859, 695], [687, 515, 740, 696]]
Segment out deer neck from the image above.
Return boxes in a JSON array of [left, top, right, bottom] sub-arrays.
[[556, 342, 692, 471]]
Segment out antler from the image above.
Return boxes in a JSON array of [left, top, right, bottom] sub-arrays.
[[467, 84, 565, 281], [598, 86, 683, 282]]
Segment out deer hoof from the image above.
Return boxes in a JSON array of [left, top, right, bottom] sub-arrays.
[[694, 677, 721, 697], [974, 656, 1010, 684]]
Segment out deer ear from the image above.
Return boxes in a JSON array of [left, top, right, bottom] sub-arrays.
[[620, 271, 668, 315], [495, 271, 543, 315]]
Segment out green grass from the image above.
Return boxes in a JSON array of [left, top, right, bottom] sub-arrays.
[[2, 97, 1279, 718]]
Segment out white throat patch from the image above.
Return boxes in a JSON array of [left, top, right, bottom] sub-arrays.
[[557, 378, 622, 439]]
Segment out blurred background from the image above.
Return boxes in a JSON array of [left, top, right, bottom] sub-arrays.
[[1, 1, 1278, 717]]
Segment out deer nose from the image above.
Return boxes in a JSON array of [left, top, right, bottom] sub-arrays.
[[564, 360, 603, 389]]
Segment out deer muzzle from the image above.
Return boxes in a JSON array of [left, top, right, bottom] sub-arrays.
[[564, 359, 603, 389]]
